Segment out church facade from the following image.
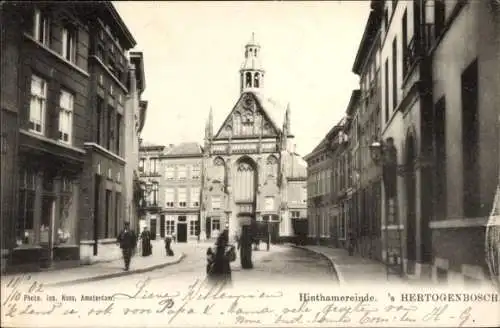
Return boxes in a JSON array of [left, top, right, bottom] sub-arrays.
[[200, 34, 307, 243]]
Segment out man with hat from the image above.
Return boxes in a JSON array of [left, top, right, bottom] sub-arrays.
[[116, 221, 137, 271]]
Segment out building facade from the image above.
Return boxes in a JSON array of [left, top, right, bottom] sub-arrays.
[[0, 2, 142, 272], [428, 0, 500, 284], [352, 5, 383, 261], [200, 34, 307, 243], [124, 52, 148, 234], [352, 0, 500, 284], [138, 142, 204, 243]]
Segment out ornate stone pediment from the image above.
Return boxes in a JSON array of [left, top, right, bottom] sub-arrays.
[[214, 92, 279, 139]]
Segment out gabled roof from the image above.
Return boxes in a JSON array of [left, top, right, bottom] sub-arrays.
[[165, 142, 203, 157], [213, 91, 286, 139]]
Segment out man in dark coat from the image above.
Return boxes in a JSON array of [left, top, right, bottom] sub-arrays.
[[140, 227, 152, 256], [239, 225, 253, 269], [117, 222, 137, 271]]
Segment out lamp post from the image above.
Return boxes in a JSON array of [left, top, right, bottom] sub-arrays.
[[369, 137, 403, 278]]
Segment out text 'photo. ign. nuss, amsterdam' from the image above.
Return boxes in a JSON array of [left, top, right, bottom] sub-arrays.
[[1, 1, 499, 328]]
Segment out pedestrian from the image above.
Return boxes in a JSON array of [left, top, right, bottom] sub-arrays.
[[206, 229, 236, 286], [347, 229, 356, 256], [165, 234, 174, 256], [140, 227, 153, 257], [117, 221, 137, 271], [239, 225, 253, 269]]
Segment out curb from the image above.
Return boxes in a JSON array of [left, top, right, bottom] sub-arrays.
[[291, 245, 346, 284], [46, 253, 186, 287]]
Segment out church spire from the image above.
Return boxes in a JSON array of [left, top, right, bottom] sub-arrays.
[[208, 107, 214, 138], [240, 32, 265, 94], [285, 102, 291, 134]]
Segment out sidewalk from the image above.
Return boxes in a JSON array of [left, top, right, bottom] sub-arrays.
[[293, 244, 404, 285], [2, 240, 188, 288]]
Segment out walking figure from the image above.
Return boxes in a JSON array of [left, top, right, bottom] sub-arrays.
[[140, 227, 153, 257], [206, 229, 236, 286], [117, 221, 137, 271], [165, 234, 174, 256], [239, 225, 253, 269]]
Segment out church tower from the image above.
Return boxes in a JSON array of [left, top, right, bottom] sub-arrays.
[[240, 33, 265, 94]]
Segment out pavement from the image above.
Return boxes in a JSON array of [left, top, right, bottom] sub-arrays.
[[292, 244, 405, 285], [1, 240, 202, 287], [2, 241, 397, 288]]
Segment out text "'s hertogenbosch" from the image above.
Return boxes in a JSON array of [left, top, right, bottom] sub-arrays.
[[400, 292, 499, 303]]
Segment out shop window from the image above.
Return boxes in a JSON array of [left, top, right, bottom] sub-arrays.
[[189, 220, 199, 236], [16, 169, 36, 245], [58, 177, 76, 245], [166, 218, 175, 236]]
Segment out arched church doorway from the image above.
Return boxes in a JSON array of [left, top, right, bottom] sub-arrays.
[[405, 133, 417, 274], [234, 156, 258, 231]]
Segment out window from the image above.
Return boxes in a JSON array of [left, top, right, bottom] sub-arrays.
[[178, 165, 187, 180], [392, 37, 398, 110], [33, 8, 50, 46], [178, 187, 187, 207], [152, 182, 159, 206], [17, 169, 36, 245], [189, 219, 199, 236], [461, 59, 480, 217], [61, 26, 76, 63], [29, 75, 47, 134], [191, 165, 200, 179], [166, 217, 175, 235], [211, 196, 221, 210], [96, 97, 104, 144], [190, 187, 200, 207], [59, 89, 74, 144], [265, 196, 274, 211], [107, 106, 114, 151], [291, 211, 300, 218], [151, 158, 159, 175], [166, 166, 175, 179], [402, 10, 408, 77], [115, 113, 122, 155], [384, 59, 389, 123], [266, 155, 278, 177], [165, 188, 175, 208], [139, 158, 145, 173]]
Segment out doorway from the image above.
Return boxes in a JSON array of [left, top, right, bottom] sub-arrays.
[[40, 195, 55, 265], [160, 215, 166, 238], [177, 223, 187, 242], [150, 218, 157, 240], [405, 134, 417, 274]]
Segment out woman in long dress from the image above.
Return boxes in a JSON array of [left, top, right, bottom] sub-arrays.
[[140, 227, 152, 257], [486, 183, 500, 291], [206, 229, 234, 286]]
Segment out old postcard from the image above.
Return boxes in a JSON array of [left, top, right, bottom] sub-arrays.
[[1, 0, 499, 327]]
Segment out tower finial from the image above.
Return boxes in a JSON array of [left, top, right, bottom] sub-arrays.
[[251, 32, 255, 42], [285, 102, 291, 133]]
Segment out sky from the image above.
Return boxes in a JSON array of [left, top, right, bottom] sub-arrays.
[[113, 1, 371, 156]]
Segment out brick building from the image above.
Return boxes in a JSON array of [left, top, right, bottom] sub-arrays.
[[138, 142, 204, 243], [0, 2, 143, 271]]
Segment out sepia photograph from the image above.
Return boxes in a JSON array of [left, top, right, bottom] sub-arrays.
[[1, 0, 499, 327]]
